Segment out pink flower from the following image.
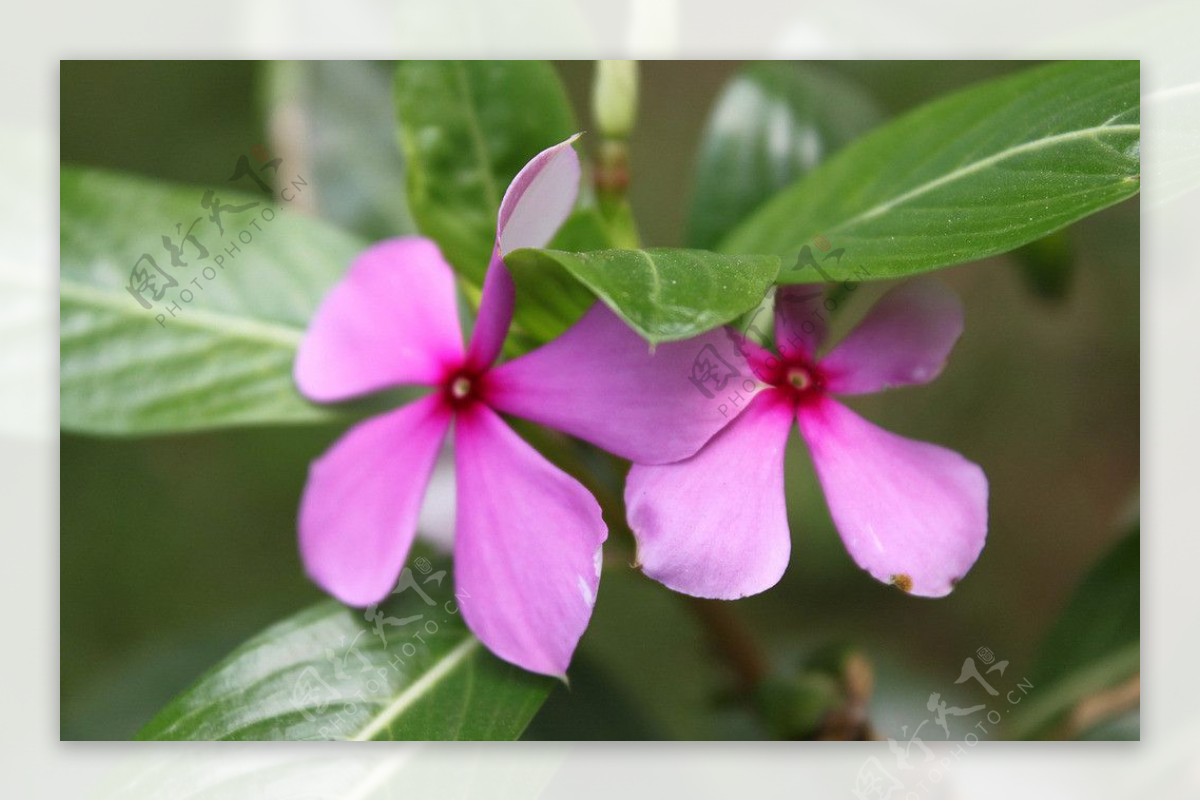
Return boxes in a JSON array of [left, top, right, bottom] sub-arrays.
[[625, 281, 989, 599], [294, 136, 737, 676]]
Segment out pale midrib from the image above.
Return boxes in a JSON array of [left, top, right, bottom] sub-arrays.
[[838, 122, 1141, 230], [60, 278, 304, 348], [349, 636, 481, 742], [636, 250, 664, 310]]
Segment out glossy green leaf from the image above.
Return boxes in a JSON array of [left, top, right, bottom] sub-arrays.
[[504, 209, 620, 351], [138, 568, 554, 740], [686, 62, 882, 250], [522, 653, 663, 740], [61, 167, 362, 435], [261, 61, 417, 241], [505, 248, 780, 344], [722, 60, 1140, 282], [1007, 526, 1139, 739], [394, 61, 576, 285]]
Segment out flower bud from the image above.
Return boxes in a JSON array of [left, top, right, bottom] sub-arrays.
[[592, 60, 639, 140]]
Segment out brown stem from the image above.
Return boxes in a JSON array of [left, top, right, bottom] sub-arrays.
[[590, 455, 771, 694], [594, 139, 630, 197], [815, 652, 880, 740], [1053, 672, 1140, 739], [513, 429, 773, 695], [682, 596, 770, 694]]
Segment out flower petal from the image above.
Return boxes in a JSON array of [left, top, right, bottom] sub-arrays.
[[295, 238, 464, 402], [820, 278, 964, 395], [299, 395, 451, 607], [625, 390, 794, 599], [463, 247, 513, 372], [797, 397, 987, 597], [487, 303, 765, 464], [466, 136, 582, 370], [498, 134, 582, 256], [454, 404, 606, 677], [774, 284, 828, 360], [726, 306, 784, 383]]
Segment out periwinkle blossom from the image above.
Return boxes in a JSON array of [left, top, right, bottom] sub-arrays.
[[626, 281, 989, 599], [294, 136, 737, 676]]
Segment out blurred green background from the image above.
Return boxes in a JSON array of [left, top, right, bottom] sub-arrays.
[[60, 61, 1139, 740]]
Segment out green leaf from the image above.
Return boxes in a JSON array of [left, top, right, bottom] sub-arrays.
[[521, 652, 664, 740], [686, 62, 883, 250], [754, 672, 843, 739], [1007, 526, 1139, 739], [61, 167, 363, 435], [722, 60, 1140, 282], [501, 209, 621, 352], [394, 61, 576, 286], [260, 61, 417, 241], [1032, 525, 1139, 690], [138, 569, 554, 740], [505, 248, 780, 345], [1005, 642, 1138, 741]]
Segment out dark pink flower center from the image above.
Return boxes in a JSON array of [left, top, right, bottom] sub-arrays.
[[785, 365, 814, 391], [759, 354, 825, 407], [440, 366, 487, 411]]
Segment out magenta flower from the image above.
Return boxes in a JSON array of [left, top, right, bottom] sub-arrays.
[[625, 281, 989, 599], [293, 137, 737, 675]]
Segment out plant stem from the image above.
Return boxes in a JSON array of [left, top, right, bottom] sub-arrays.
[[594, 141, 641, 249], [1053, 672, 1140, 739], [682, 596, 770, 694], [516, 425, 773, 696]]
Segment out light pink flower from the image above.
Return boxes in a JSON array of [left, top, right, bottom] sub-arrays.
[[625, 281, 989, 600], [294, 136, 738, 676]]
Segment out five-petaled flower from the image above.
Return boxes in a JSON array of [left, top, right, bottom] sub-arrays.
[[294, 136, 738, 676], [625, 281, 989, 599]]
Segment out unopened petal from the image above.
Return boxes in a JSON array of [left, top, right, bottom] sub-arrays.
[[497, 134, 582, 256], [464, 246, 513, 371], [466, 136, 583, 370]]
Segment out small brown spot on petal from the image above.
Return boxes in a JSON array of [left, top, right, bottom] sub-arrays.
[[890, 574, 913, 593]]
